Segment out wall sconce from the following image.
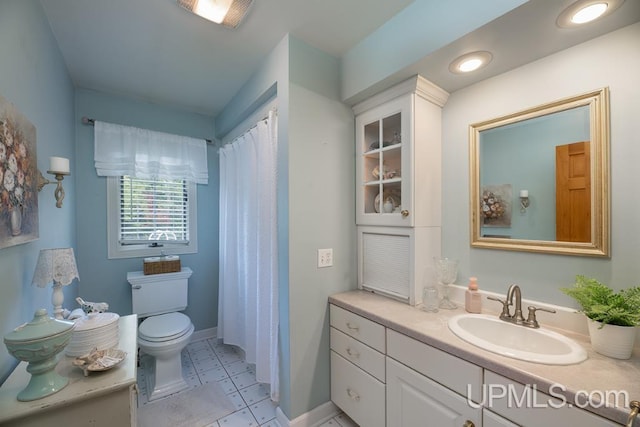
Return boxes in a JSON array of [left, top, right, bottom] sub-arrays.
[[37, 157, 70, 208], [519, 189, 530, 213]]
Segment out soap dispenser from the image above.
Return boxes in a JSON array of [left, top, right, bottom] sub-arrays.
[[465, 277, 482, 314]]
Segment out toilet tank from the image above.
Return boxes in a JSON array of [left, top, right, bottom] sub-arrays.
[[127, 267, 192, 317]]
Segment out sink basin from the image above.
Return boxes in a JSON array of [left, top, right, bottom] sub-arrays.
[[448, 314, 587, 365]]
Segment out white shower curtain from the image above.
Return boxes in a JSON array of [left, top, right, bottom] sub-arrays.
[[218, 111, 279, 402]]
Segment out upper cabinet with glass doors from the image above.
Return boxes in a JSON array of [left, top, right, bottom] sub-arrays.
[[354, 76, 449, 227]]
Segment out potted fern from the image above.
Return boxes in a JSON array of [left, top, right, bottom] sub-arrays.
[[561, 275, 640, 359]]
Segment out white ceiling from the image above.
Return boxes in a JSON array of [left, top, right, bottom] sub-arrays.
[[40, 0, 640, 118]]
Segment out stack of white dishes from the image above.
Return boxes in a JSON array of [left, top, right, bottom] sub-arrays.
[[65, 313, 120, 357]]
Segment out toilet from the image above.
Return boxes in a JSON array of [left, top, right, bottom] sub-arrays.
[[127, 267, 194, 401]]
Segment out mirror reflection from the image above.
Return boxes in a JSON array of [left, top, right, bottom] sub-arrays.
[[470, 88, 610, 257]]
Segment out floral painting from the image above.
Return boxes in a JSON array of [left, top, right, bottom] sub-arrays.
[[481, 184, 512, 227], [0, 95, 38, 248]]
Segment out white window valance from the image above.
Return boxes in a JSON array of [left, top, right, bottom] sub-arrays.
[[94, 121, 208, 184]]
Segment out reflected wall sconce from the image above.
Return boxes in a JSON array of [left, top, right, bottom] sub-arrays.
[[519, 189, 530, 213], [37, 156, 70, 208]]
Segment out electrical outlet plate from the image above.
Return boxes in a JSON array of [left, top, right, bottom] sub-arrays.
[[317, 248, 333, 268]]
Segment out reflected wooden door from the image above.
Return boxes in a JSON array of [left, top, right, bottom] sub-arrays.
[[556, 141, 590, 242]]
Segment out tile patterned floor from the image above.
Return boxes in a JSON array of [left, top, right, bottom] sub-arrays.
[[137, 337, 278, 426], [137, 337, 357, 427], [317, 413, 359, 427]]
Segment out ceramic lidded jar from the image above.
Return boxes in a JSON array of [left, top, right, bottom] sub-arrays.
[[3, 308, 75, 401]]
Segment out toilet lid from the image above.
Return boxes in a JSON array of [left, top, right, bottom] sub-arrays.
[[139, 312, 192, 342]]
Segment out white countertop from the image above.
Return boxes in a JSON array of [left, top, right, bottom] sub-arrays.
[[329, 290, 640, 426], [0, 314, 138, 424]]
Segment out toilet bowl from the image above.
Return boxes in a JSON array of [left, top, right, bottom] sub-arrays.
[[127, 267, 194, 402], [138, 312, 194, 401]]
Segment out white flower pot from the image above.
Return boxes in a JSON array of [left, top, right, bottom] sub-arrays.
[[587, 319, 636, 359]]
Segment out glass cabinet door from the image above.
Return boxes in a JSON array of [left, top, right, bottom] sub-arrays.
[[356, 95, 411, 227], [362, 112, 402, 215]]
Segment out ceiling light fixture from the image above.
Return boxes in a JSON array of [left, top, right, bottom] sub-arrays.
[[449, 51, 493, 74], [177, 0, 253, 28], [557, 0, 625, 28]]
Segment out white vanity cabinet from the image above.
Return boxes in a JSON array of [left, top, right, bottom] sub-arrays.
[[386, 330, 482, 427], [386, 358, 481, 426], [330, 303, 485, 427], [330, 305, 386, 427], [482, 409, 520, 427], [483, 371, 620, 427], [329, 292, 632, 427]]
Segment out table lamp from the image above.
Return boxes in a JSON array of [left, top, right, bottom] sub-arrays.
[[32, 248, 80, 319]]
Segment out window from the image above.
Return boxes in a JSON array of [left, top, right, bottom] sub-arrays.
[[107, 175, 197, 259]]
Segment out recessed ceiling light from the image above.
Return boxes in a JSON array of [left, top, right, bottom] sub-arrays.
[[449, 51, 493, 74], [177, 0, 253, 28], [557, 0, 624, 28]]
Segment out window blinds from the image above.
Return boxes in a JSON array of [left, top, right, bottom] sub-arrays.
[[118, 176, 189, 245]]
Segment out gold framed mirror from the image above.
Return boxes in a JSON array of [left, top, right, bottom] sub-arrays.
[[469, 87, 610, 257]]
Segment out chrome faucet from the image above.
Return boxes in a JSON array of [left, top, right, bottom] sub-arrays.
[[488, 284, 556, 329], [506, 284, 525, 325]]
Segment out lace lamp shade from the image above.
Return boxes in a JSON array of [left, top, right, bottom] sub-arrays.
[[32, 248, 80, 319]]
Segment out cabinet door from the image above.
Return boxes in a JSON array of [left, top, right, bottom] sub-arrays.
[[387, 357, 481, 427], [356, 95, 412, 227], [483, 409, 520, 427]]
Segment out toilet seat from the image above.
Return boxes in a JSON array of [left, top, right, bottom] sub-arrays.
[[139, 312, 192, 342]]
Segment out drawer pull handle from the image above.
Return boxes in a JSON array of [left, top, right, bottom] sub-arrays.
[[345, 322, 359, 331], [345, 347, 360, 358], [462, 421, 475, 427], [627, 400, 640, 427], [346, 388, 360, 402]]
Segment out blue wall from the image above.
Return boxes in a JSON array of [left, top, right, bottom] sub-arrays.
[[0, 0, 76, 382], [74, 89, 218, 331], [215, 35, 357, 420], [480, 106, 590, 240]]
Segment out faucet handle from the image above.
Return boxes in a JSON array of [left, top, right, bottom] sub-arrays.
[[525, 305, 557, 328], [487, 296, 511, 319]]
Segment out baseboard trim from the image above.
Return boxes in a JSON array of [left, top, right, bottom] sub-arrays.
[[192, 326, 217, 342], [275, 401, 340, 427]]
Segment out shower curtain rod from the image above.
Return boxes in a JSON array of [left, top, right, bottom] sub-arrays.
[[81, 116, 214, 144], [219, 108, 277, 148]]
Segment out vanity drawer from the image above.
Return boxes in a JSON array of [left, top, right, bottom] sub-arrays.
[[330, 327, 385, 382], [484, 371, 619, 427], [386, 329, 483, 402], [331, 351, 385, 427], [330, 304, 385, 353]]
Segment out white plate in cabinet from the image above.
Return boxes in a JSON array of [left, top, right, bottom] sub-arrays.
[[484, 371, 619, 427], [387, 329, 483, 403], [330, 304, 385, 353], [330, 327, 385, 382], [387, 357, 481, 427], [331, 351, 385, 427]]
